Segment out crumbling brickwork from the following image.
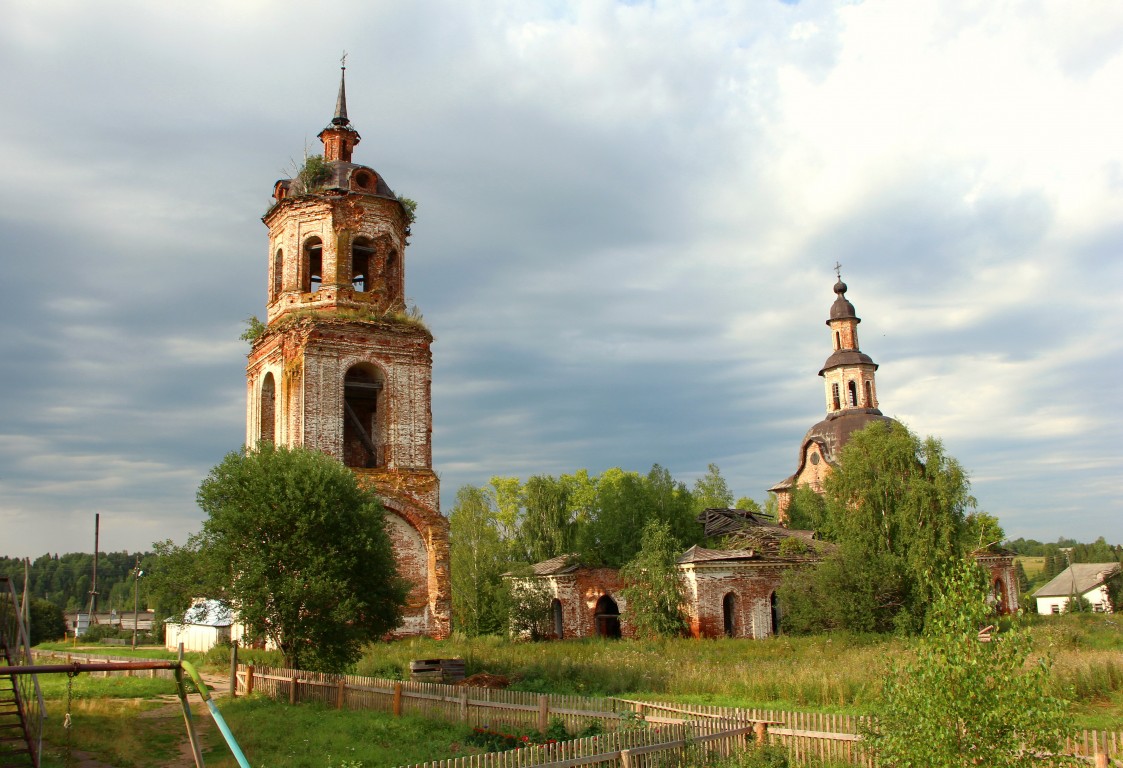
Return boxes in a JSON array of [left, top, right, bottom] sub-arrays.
[[680, 562, 787, 639], [243, 83, 450, 639]]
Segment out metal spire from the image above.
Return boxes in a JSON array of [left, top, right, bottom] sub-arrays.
[[333, 52, 349, 126]]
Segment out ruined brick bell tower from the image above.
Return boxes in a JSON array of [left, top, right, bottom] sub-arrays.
[[245, 65, 450, 638]]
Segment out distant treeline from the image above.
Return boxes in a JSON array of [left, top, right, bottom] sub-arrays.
[[0, 551, 155, 613]]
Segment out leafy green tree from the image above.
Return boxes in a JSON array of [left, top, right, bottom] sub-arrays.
[[504, 566, 556, 641], [518, 475, 575, 564], [450, 485, 510, 636], [692, 463, 734, 513], [784, 484, 826, 531], [960, 511, 1006, 552], [193, 444, 408, 672], [734, 496, 763, 515], [28, 598, 66, 645], [619, 520, 689, 639], [869, 559, 1073, 767], [781, 421, 974, 634]]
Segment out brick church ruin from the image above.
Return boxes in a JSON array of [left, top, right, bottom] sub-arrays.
[[244, 67, 450, 638], [518, 277, 1018, 639]]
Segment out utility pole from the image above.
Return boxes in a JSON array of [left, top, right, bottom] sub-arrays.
[[132, 555, 143, 649]]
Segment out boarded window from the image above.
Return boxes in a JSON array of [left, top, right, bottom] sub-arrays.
[[831, 383, 841, 411], [848, 380, 858, 407]]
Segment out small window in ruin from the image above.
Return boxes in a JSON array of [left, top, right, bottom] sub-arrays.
[[864, 380, 873, 408], [834, 331, 840, 350], [343, 364, 383, 468], [770, 592, 781, 636], [354, 171, 373, 190], [722, 592, 737, 637], [352, 237, 375, 292], [848, 381, 858, 407], [303, 237, 323, 293], [259, 373, 276, 444], [551, 599, 564, 640], [831, 383, 841, 411], [594, 595, 621, 639], [272, 249, 283, 299]]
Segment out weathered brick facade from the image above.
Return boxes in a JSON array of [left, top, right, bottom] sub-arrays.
[[243, 69, 450, 639], [974, 548, 1020, 616], [770, 278, 892, 521]]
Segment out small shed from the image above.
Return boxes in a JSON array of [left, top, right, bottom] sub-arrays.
[[164, 599, 237, 652], [1033, 563, 1121, 614]]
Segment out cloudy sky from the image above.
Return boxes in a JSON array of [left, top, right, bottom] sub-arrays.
[[1, 0, 1120, 558]]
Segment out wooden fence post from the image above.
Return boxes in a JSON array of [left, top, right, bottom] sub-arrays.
[[459, 690, 469, 722], [538, 695, 549, 733], [245, 664, 255, 696], [336, 677, 347, 710], [229, 642, 238, 697], [290, 674, 298, 705], [754, 722, 767, 746], [393, 682, 403, 717], [1095, 753, 1108, 768], [620, 748, 633, 768]]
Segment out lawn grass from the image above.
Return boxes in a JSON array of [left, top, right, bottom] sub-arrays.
[[203, 697, 479, 768]]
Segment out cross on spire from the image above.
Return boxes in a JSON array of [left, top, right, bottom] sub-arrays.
[[834, 261, 842, 280]]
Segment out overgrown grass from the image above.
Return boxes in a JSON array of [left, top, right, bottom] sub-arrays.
[[354, 615, 1123, 725]]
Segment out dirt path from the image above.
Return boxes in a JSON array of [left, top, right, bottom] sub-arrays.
[[139, 671, 231, 768]]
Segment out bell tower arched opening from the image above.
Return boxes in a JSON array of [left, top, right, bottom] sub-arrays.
[[259, 373, 276, 444], [343, 363, 385, 468], [303, 237, 323, 293], [352, 237, 375, 292]]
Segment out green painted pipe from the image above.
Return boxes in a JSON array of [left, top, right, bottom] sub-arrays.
[[180, 660, 252, 768]]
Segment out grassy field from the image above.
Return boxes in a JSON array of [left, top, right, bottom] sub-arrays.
[[25, 613, 1123, 766]]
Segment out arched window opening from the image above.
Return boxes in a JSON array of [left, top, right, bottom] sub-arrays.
[[594, 595, 621, 639], [259, 373, 276, 444], [770, 592, 781, 636], [303, 237, 323, 293], [722, 592, 737, 637], [551, 599, 564, 640], [848, 381, 858, 407], [993, 578, 1008, 615], [831, 383, 841, 411], [272, 249, 283, 299], [833, 331, 841, 350], [352, 238, 375, 292], [384, 248, 401, 299], [864, 380, 874, 408], [343, 364, 384, 468]]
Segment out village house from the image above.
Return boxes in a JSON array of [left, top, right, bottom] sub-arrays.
[[1033, 563, 1121, 614]]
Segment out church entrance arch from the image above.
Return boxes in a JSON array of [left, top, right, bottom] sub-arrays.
[[594, 595, 621, 638]]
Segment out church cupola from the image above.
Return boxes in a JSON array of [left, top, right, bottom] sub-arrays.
[[318, 66, 361, 162], [261, 64, 411, 326], [818, 274, 880, 415]]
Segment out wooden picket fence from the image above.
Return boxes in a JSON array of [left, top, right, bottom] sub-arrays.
[[399, 723, 760, 768], [238, 663, 1123, 767]]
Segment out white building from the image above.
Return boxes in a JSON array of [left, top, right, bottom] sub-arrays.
[[1033, 563, 1121, 614], [164, 599, 256, 652]]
